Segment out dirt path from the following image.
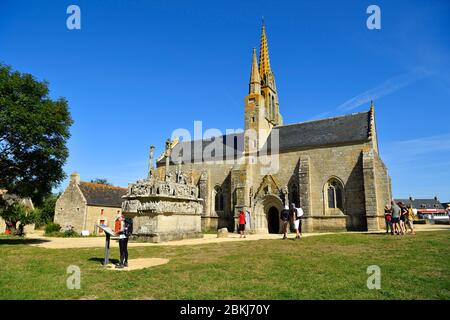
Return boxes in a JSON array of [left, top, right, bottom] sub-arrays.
[[105, 258, 170, 271], [26, 224, 449, 250]]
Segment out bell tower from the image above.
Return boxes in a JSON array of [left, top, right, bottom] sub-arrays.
[[244, 21, 283, 155], [259, 21, 282, 127]]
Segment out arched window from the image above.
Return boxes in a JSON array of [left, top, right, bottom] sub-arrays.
[[271, 96, 275, 120], [325, 178, 344, 211], [214, 186, 224, 212]]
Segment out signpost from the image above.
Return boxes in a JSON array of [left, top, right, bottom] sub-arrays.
[[96, 224, 117, 266]]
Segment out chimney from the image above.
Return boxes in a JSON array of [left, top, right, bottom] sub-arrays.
[[70, 172, 80, 185]]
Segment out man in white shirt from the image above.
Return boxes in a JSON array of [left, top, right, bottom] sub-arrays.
[[245, 209, 251, 231], [290, 203, 304, 240]]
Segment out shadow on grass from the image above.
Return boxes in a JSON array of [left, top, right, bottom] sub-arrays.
[[88, 257, 120, 265], [0, 238, 51, 245]]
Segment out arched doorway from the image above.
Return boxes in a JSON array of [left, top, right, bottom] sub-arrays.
[[253, 194, 284, 234], [267, 207, 279, 233]]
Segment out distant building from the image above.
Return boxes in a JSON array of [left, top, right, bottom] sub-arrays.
[[54, 173, 127, 234], [0, 189, 35, 234], [396, 197, 448, 220], [442, 202, 450, 212]]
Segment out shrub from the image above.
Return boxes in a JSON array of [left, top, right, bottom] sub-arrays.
[[63, 229, 77, 237], [45, 222, 61, 234]]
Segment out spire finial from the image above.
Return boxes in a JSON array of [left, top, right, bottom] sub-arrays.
[[249, 47, 261, 93], [259, 19, 271, 78]]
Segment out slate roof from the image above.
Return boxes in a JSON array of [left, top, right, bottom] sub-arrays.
[[395, 198, 445, 210], [156, 111, 371, 164], [269, 111, 371, 151], [78, 182, 127, 208]]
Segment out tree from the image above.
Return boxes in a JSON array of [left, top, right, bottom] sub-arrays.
[[0, 64, 73, 205], [35, 193, 60, 227], [90, 178, 112, 186], [0, 201, 37, 236]]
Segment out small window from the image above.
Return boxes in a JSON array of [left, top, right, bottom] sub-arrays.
[[325, 178, 344, 211]]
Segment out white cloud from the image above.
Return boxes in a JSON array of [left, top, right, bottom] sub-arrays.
[[337, 69, 432, 112]]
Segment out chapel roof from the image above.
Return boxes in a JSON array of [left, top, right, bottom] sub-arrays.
[[156, 110, 372, 164], [78, 182, 127, 208]]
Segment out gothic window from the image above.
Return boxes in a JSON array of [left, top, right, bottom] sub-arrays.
[[271, 95, 275, 119], [214, 186, 224, 212], [325, 178, 344, 211]]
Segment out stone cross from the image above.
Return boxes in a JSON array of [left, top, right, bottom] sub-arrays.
[[148, 145, 155, 179], [165, 138, 171, 179]]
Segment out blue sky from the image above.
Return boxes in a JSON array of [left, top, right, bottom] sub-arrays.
[[1, 0, 449, 201]]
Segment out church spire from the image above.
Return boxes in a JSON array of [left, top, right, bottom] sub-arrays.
[[259, 20, 272, 78], [249, 48, 261, 94]]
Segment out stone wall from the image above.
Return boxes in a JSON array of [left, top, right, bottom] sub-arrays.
[[265, 143, 368, 231], [54, 181, 87, 232], [157, 141, 390, 233]]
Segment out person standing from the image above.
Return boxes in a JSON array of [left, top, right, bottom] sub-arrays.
[[239, 210, 246, 238], [407, 205, 416, 235], [115, 212, 130, 269], [399, 202, 407, 234], [245, 209, 251, 232], [391, 200, 401, 235], [281, 205, 290, 240], [290, 203, 303, 240], [384, 205, 392, 235]]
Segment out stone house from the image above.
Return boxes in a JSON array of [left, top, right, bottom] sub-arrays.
[[54, 173, 127, 235], [151, 23, 391, 233]]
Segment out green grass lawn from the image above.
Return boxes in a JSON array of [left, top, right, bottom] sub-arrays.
[[0, 231, 449, 300]]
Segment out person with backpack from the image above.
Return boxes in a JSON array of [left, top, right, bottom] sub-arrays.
[[391, 200, 401, 235], [399, 202, 408, 235], [290, 203, 303, 240], [281, 205, 290, 240], [384, 205, 392, 235], [115, 212, 133, 269]]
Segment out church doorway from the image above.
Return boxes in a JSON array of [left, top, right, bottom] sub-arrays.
[[267, 207, 279, 233]]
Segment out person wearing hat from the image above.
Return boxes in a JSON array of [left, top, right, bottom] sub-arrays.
[[280, 205, 291, 240]]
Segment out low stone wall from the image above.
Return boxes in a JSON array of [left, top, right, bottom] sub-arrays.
[[129, 231, 203, 243], [308, 215, 347, 232]]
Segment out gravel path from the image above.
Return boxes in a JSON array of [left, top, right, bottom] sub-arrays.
[[25, 223, 449, 250]]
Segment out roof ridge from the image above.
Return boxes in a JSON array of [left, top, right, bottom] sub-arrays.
[[80, 181, 127, 190], [274, 111, 370, 129]]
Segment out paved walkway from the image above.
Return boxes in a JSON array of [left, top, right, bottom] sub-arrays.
[[24, 223, 449, 250]]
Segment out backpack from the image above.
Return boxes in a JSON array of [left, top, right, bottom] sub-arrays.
[[124, 217, 133, 237], [296, 208, 304, 218]]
